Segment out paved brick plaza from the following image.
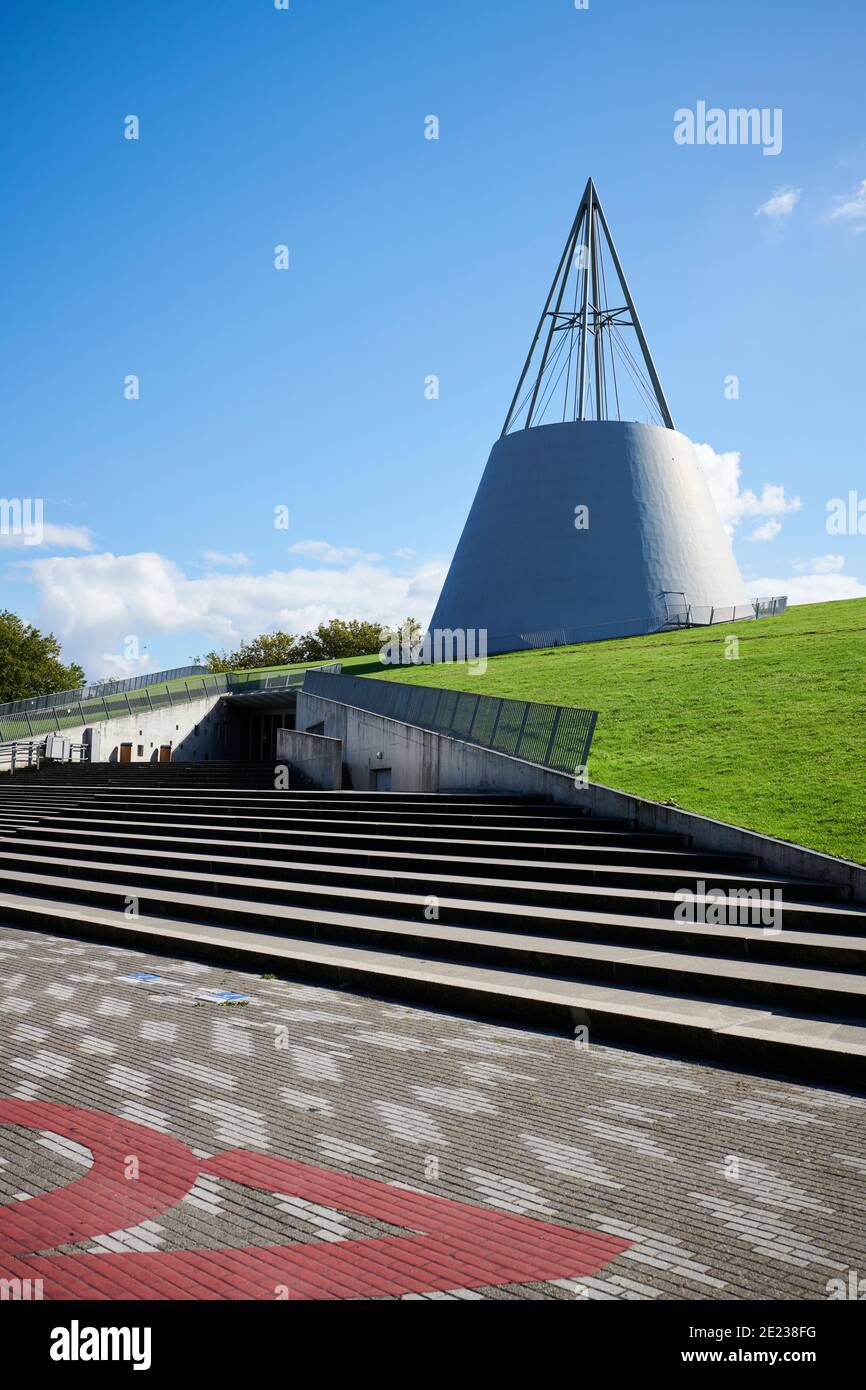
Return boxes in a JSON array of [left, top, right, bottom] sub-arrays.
[[1, 924, 864, 1301]]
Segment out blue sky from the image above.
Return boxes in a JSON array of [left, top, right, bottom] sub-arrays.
[[2, 0, 865, 677]]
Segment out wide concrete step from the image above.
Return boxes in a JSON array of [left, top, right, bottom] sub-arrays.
[[0, 780, 269, 788], [0, 788, 561, 811], [7, 821, 756, 875], [5, 761, 275, 777], [1, 838, 861, 972], [0, 837, 846, 921], [0, 801, 589, 831], [3, 813, 691, 858], [2, 866, 866, 1018], [0, 844, 856, 936], [2, 766, 275, 776], [0, 795, 602, 832], [0, 784, 580, 810], [0, 800, 653, 839], [1, 889, 864, 1087], [0, 784, 583, 813]]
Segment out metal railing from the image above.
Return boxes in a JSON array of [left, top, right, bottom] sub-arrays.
[[0, 663, 342, 742], [661, 595, 788, 629], [302, 671, 598, 775], [0, 739, 88, 775], [0, 663, 211, 719], [517, 596, 789, 648]]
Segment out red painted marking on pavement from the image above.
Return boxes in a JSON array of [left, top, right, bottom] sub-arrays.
[[0, 1099, 199, 1257], [0, 1099, 630, 1299]]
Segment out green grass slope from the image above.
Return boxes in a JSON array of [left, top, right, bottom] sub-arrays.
[[364, 599, 866, 865]]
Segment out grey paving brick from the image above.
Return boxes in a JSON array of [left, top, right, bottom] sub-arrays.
[[0, 921, 864, 1300]]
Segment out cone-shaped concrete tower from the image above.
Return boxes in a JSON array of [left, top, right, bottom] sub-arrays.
[[429, 179, 751, 654]]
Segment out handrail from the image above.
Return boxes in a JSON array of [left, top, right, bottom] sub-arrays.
[[0, 739, 88, 774], [0, 663, 210, 718], [660, 594, 788, 630]]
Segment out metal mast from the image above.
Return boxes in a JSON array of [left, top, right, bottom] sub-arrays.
[[501, 178, 676, 436]]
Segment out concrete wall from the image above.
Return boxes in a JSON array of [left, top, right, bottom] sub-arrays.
[[429, 420, 750, 653], [297, 692, 866, 900], [579, 779, 866, 903], [276, 727, 343, 790], [58, 693, 226, 763]]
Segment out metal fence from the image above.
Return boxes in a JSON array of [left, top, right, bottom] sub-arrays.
[[302, 671, 598, 775], [0, 663, 342, 743], [0, 663, 211, 720], [0, 739, 88, 775], [517, 596, 789, 647], [662, 596, 788, 629]]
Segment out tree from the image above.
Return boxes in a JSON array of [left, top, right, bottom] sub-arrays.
[[197, 617, 409, 672], [0, 610, 86, 704], [198, 631, 304, 673], [303, 618, 386, 661]]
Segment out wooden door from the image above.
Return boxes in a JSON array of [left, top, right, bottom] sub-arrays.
[[159, 745, 171, 763], [119, 743, 132, 764]]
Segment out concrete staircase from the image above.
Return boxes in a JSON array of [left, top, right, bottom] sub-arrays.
[[0, 764, 864, 1085]]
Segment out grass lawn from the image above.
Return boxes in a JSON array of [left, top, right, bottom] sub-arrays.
[[349, 599, 866, 865]]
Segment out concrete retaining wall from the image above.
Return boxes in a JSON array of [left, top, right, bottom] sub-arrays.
[[57, 694, 226, 764], [297, 691, 866, 900], [276, 727, 342, 790], [297, 691, 569, 798], [580, 780, 866, 903]]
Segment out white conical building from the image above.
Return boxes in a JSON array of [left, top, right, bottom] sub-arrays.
[[429, 179, 756, 655]]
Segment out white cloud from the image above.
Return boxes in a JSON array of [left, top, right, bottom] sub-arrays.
[[288, 539, 362, 564], [827, 178, 866, 224], [288, 538, 357, 563], [693, 443, 801, 539], [755, 186, 801, 220], [201, 550, 252, 569], [748, 518, 782, 542], [97, 648, 156, 680], [749, 555, 864, 605], [795, 553, 845, 575], [747, 568, 866, 605], [0, 522, 94, 551], [25, 547, 448, 675]]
